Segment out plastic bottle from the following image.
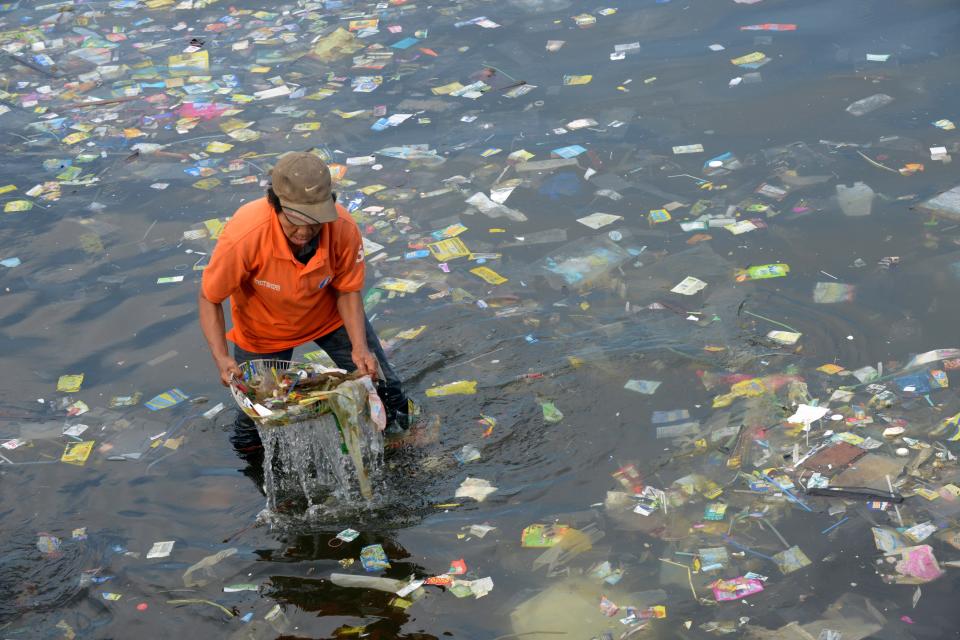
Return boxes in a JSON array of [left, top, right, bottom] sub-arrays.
[[836, 182, 875, 217], [264, 604, 291, 634], [845, 94, 893, 116], [329, 573, 408, 593]]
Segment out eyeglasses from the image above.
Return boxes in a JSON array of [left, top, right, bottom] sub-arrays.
[[281, 206, 323, 226], [279, 192, 338, 226]]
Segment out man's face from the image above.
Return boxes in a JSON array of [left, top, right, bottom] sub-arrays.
[[278, 208, 324, 247]]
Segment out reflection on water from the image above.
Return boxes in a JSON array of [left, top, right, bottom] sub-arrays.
[[2, 0, 960, 637]]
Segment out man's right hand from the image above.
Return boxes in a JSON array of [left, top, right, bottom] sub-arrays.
[[215, 355, 242, 387]]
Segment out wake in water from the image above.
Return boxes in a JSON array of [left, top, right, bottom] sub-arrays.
[[260, 416, 383, 510]]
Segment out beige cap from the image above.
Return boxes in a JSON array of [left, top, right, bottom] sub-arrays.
[[270, 151, 338, 224]]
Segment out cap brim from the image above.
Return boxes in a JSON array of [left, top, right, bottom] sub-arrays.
[[280, 197, 338, 225]]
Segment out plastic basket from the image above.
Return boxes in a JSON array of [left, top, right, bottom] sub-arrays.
[[231, 359, 386, 505], [229, 358, 356, 428]]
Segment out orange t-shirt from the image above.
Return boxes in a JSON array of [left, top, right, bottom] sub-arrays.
[[201, 197, 366, 352]]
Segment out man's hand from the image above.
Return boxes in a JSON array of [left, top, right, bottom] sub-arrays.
[[352, 348, 379, 381], [215, 355, 242, 387], [198, 291, 240, 387]]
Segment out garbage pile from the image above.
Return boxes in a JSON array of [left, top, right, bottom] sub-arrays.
[[470, 347, 960, 639]]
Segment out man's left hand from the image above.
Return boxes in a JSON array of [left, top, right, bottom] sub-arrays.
[[352, 348, 379, 381]]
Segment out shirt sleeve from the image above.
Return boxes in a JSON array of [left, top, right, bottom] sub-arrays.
[[201, 227, 250, 304], [330, 215, 366, 293]]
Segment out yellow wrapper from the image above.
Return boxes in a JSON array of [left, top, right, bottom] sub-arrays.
[[5, 200, 33, 213], [62, 441, 94, 465], [429, 238, 470, 261], [62, 132, 89, 145], [205, 141, 234, 153], [425, 380, 477, 397], [470, 266, 507, 285], [563, 75, 592, 85], [395, 326, 427, 340], [57, 374, 84, 392], [203, 218, 226, 239], [193, 178, 221, 190], [168, 50, 209, 76], [817, 364, 845, 375], [431, 81, 464, 95], [731, 51, 766, 66], [349, 19, 378, 31]]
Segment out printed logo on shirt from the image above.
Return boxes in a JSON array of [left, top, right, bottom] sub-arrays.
[[254, 278, 281, 291], [317, 276, 331, 290]]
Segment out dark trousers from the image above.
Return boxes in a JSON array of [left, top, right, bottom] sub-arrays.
[[229, 317, 409, 457]]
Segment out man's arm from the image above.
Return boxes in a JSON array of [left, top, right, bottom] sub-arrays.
[[198, 289, 241, 386], [336, 290, 378, 380]]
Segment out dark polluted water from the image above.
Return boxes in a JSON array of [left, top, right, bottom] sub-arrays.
[[2, 0, 960, 638]]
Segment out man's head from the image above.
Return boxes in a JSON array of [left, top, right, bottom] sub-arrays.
[[268, 152, 338, 247]]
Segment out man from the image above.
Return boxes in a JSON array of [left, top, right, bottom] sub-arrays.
[[198, 152, 411, 452]]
